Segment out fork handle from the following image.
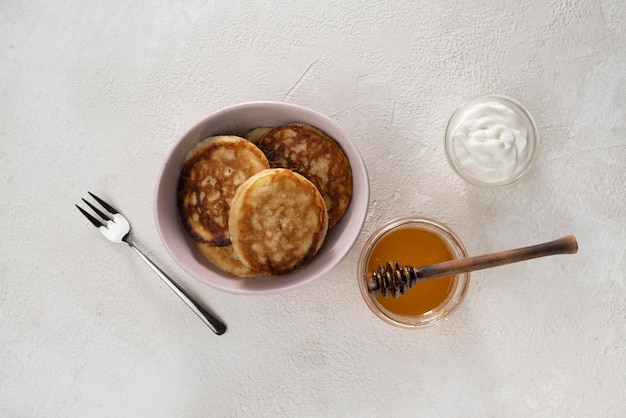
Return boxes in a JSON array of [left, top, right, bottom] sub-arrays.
[[129, 244, 227, 335]]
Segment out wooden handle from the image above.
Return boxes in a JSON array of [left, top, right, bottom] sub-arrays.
[[415, 235, 578, 280]]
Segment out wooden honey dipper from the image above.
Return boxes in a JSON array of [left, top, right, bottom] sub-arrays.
[[366, 235, 578, 298]]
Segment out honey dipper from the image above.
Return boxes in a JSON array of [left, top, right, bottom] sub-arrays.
[[366, 235, 578, 298]]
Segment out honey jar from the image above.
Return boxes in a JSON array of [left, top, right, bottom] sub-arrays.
[[357, 217, 470, 328]]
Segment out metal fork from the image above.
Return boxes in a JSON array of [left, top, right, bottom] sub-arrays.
[[76, 192, 226, 335]]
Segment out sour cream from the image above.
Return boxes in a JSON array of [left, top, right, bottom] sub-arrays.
[[445, 96, 538, 186]]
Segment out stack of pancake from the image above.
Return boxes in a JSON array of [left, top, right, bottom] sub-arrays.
[[178, 124, 353, 277]]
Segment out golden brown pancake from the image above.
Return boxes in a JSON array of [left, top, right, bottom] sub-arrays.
[[229, 168, 328, 275], [256, 123, 352, 227], [246, 127, 272, 144], [178, 135, 269, 246], [196, 242, 265, 277]]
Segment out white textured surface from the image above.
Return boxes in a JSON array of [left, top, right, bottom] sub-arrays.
[[1, 1, 625, 416]]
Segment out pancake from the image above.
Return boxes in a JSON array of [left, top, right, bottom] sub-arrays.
[[178, 135, 269, 246], [246, 127, 272, 144], [229, 168, 328, 275], [196, 242, 265, 277], [256, 123, 352, 227]]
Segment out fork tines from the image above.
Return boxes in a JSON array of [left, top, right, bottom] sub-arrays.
[[76, 192, 119, 227]]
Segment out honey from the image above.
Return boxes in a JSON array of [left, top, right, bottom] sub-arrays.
[[366, 227, 456, 316]]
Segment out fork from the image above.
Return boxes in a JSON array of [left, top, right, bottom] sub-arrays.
[[76, 192, 226, 335]]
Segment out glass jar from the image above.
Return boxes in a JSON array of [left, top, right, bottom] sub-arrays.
[[357, 216, 470, 328], [444, 94, 539, 187]]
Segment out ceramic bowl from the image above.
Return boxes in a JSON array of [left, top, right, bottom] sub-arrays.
[[154, 101, 369, 294]]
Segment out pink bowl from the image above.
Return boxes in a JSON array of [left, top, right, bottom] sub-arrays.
[[154, 102, 369, 294]]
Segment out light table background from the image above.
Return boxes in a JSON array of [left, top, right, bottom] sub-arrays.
[[1, 1, 625, 416]]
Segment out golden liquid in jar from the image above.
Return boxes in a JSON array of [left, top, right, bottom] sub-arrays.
[[367, 227, 455, 316]]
